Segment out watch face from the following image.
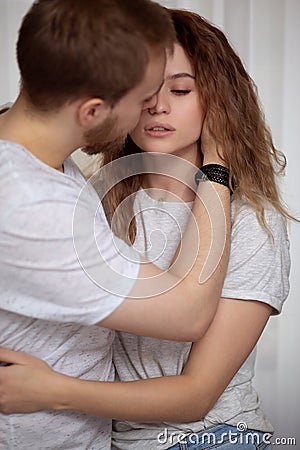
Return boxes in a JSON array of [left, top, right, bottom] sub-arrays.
[[195, 170, 206, 185]]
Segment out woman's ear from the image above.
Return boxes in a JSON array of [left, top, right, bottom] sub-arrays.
[[77, 98, 110, 127]]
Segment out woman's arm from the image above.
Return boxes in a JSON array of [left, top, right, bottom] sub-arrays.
[[0, 297, 272, 419], [99, 157, 231, 342], [98, 128, 231, 342]]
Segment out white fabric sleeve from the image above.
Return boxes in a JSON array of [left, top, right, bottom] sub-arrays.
[[221, 205, 290, 314], [0, 198, 140, 325]]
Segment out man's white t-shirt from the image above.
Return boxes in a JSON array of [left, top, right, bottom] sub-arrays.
[[0, 140, 140, 449]]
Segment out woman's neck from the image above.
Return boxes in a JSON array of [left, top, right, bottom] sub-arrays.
[[141, 145, 201, 202], [142, 175, 195, 202]]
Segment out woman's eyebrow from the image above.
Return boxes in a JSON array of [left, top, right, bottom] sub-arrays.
[[166, 72, 195, 80]]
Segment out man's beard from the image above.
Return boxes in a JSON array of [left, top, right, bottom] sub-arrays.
[[83, 114, 127, 157]]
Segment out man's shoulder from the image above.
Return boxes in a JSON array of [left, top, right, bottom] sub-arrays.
[[0, 144, 100, 238], [0, 141, 88, 210]]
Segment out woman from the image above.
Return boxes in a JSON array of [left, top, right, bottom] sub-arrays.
[[0, 9, 292, 449]]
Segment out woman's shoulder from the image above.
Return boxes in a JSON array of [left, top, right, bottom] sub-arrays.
[[231, 198, 288, 241]]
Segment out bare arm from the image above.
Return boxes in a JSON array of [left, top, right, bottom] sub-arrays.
[[101, 187, 230, 341], [99, 140, 231, 342], [0, 298, 271, 418]]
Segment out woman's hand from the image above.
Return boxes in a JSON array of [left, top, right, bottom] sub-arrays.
[[200, 119, 225, 166], [0, 348, 61, 414]]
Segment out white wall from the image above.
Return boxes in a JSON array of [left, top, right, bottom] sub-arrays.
[[0, 0, 32, 103], [1, 1, 299, 447]]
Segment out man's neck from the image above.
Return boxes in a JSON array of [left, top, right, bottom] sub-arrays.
[[0, 95, 80, 171]]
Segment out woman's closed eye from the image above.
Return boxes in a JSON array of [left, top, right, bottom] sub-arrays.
[[171, 89, 191, 95]]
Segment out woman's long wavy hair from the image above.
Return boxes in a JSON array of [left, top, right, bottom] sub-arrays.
[[93, 9, 293, 244]]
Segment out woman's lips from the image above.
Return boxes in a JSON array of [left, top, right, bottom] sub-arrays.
[[144, 123, 175, 137]]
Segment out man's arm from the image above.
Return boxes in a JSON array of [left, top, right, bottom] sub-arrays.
[[0, 299, 271, 417], [0, 130, 229, 343]]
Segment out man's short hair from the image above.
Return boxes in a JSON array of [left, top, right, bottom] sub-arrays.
[[17, 0, 174, 110]]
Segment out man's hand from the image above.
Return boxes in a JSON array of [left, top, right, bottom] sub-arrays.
[[0, 348, 57, 414]]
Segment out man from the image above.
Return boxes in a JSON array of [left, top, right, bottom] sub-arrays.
[[0, 0, 230, 448]]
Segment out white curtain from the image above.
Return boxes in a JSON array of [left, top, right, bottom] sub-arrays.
[[1, 1, 299, 447]]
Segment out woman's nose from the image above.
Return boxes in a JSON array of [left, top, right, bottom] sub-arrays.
[[147, 92, 170, 115]]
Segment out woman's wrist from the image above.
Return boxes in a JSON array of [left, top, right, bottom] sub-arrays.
[[202, 155, 227, 167], [49, 372, 75, 411], [195, 164, 231, 192]]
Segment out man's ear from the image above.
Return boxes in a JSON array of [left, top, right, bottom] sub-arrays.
[[77, 98, 110, 127]]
